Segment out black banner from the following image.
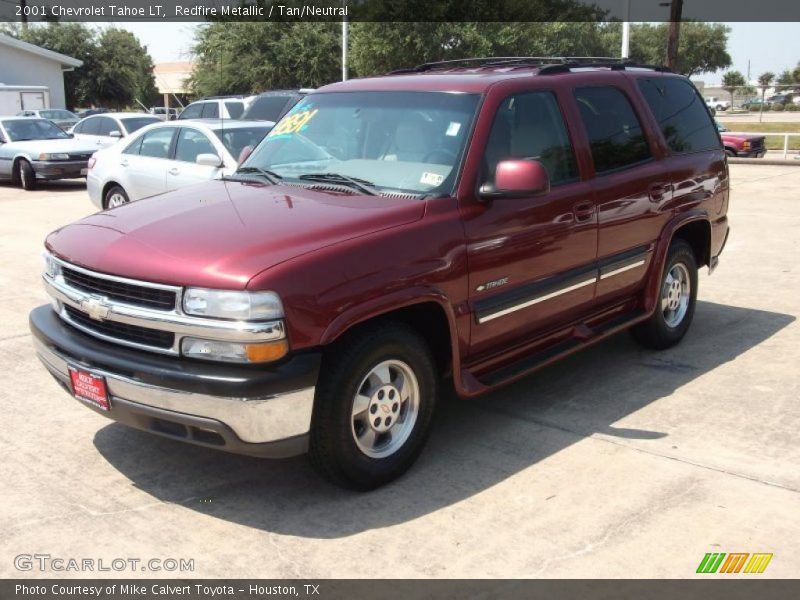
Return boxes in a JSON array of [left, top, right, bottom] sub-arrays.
[[2, 0, 800, 23], [3, 580, 800, 600]]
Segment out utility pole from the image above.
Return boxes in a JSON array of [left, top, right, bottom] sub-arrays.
[[666, 0, 683, 71]]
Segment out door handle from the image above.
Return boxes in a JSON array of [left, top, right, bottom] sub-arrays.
[[649, 182, 670, 202], [572, 201, 595, 222], [168, 168, 179, 176]]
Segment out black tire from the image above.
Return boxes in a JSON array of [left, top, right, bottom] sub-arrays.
[[18, 160, 36, 191], [631, 239, 698, 350], [309, 321, 438, 490], [104, 185, 130, 209], [725, 149, 736, 158]]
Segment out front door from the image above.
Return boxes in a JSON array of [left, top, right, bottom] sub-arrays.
[[121, 126, 176, 200], [461, 90, 598, 357]]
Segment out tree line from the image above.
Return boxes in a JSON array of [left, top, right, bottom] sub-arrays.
[[1, 23, 159, 110], [189, 21, 733, 96]]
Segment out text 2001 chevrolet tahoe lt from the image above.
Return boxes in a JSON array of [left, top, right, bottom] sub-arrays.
[[31, 59, 729, 489]]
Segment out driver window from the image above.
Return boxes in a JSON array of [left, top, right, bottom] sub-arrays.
[[483, 91, 578, 186]]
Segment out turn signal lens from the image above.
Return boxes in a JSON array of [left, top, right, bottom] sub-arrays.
[[246, 339, 289, 363], [181, 337, 289, 363]]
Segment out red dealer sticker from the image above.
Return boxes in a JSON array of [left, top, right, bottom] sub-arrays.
[[68, 367, 109, 411]]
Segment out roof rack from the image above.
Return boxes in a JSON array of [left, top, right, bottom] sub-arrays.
[[390, 56, 671, 75]]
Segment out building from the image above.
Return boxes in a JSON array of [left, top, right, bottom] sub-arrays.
[[153, 61, 194, 109], [0, 34, 82, 110]]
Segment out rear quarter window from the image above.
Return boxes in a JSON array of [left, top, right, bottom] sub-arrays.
[[637, 78, 721, 154]]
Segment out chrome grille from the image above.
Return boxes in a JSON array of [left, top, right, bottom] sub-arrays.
[[64, 305, 175, 349], [62, 266, 177, 310]]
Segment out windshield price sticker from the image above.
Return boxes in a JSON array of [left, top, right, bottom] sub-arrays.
[[268, 109, 319, 138]]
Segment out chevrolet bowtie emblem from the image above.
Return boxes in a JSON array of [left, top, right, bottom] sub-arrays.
[[80, 297, 111, 321]]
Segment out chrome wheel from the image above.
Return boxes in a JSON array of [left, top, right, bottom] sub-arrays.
[[107, 192, 127, 208], [351, 359, 419, 459], [661, 262, 691, 328]]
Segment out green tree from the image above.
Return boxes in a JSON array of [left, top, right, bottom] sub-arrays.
[[14, 23, 99, 109], [189, 22, 341, 95], [757, 71, 775, 122], [93, 28, 159, 109], [721, 70, 746, 108], [627, 22, 731, 77]]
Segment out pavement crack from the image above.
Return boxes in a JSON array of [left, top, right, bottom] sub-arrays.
[[0, 333, 31, 343]]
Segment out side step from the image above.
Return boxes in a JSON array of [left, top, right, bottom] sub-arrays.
[[471, 309, 648, 390]]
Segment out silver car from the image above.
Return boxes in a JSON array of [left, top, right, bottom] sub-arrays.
[[86, 118, 274, 209], [70, 112, 161, 149], [16, 108, 80, 131], [0, 118, 99, 190]]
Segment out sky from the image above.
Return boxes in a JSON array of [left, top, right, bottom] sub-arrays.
[[117, 21, 800, 85]]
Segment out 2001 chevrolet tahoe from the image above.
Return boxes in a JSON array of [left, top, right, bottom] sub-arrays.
[[30, 58, 729, 489]]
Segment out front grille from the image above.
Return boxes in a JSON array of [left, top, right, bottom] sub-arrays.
[[750, 139, 764, 149], [62, 267, 177, 310], [64, 305, 175, 349], [68, 153, 93, 160]]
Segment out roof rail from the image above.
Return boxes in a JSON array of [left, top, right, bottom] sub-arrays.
[[389, 56, 671, 75]]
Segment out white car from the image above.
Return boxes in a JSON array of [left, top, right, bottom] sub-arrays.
[[86, 119, 274, 209], [177, 97, 255, 120], [704, 96, 730, 111], [70, 112, 161, 149]]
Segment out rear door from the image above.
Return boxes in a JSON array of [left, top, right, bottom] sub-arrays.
[[462, 90, 598, 356], [166, 126, 224, 191], [573, 82, 670, 306], [120, 126, 176, 200]]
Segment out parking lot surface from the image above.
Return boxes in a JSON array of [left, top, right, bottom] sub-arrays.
[[1, 167, 799, 578]]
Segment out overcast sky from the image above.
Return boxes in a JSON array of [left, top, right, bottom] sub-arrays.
[[118, 21, 800, 85]]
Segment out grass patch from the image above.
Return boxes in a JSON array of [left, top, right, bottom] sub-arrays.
[[718, 122, 800, 150]]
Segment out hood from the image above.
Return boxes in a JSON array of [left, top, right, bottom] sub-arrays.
[[9, 138, 98, 154], [46, 180, 426, 289]]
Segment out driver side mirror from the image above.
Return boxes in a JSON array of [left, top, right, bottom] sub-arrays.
[[478, 159, 550, 200], [109, 130, 122, 138], [196, 153, 223, 168]]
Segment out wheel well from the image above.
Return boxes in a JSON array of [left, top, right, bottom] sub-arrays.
[[101, 181, 121, 206], [332, 302, 453, 377], [672, 220, 711, 268]]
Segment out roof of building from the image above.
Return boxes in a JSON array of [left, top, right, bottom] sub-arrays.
[[0, 34, 83, 68]]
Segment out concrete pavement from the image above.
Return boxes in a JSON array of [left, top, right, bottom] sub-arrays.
[[0, 167, 798, 578]]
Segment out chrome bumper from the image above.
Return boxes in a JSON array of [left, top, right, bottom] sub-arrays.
[[34, 337, 314, 449]]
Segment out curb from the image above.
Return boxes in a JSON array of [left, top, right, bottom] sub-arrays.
[[728, 158, 800, 166]]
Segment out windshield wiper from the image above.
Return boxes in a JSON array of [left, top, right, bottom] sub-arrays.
[[298, 173, 378, 196], [231, 166, 283, 184]]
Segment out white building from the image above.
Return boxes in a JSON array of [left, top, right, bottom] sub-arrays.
[[0, 34, 83, 109]]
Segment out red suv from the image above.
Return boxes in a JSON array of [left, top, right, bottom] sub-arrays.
[[31, 58, 729, 489]]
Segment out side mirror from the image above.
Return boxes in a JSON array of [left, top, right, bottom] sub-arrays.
[[196, 153, 223, 168], [479, 159, 550, 200], [237, 145, 254, 164], [109, 130, 122, 138]]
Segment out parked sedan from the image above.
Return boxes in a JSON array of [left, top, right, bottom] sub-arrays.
[[87, 119, 274, 209], [0, 118, 98, 190], [16, 109, 80, 131], [70, 113, 161, 149]]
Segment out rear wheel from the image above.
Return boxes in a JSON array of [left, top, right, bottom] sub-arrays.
[[104, 185, 129, 209], [309, 322, 438, 490], [631, 239, 698, 350], [18, 160, 36, 191]]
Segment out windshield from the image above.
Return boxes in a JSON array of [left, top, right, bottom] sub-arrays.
[[122, 117, 161, 134], [241, 91, 480, 195], [1, 119, 70, 141], [213, 125, 273, 161]]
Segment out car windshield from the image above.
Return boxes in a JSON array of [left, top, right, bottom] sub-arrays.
[[2, 119, 70, 141], [213, 125, 273, 161], [41, 110, 75, 120], [241, 91, 481, 195], [122, 117, 161, 133]]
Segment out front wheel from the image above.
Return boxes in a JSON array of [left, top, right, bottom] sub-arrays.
[[309, 322, 438, 490], [18, 160, 36, 191], [631, 239, 698, 350]]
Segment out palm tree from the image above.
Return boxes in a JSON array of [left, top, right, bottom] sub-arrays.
[[722, 70, 746, 109], [757, 71, 775, 122]]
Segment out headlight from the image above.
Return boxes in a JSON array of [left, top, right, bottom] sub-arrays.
[[42, 250, 61, 279], [39, 153, 70, 160], [181, 337, 289, 363], [182, 288, 283, 321]]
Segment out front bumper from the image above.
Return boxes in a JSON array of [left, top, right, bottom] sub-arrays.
[[32, 160, 89, 180], [739, 149, 766, 158], [30, 305, 320, 458]]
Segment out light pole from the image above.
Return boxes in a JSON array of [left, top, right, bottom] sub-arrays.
[[621, 0, 631, 59], [341, 2, 348, 81]]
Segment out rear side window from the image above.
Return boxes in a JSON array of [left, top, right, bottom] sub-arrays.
[[574, 86, 651, 174], [179, 103, 203, 119], [225, 101, 244, 119], [637, 78, 721, 154], [201, 103, 219, 118], [483, 91, 578, 186]]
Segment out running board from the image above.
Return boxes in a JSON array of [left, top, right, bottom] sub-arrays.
[[470, 309, 648, 390]]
